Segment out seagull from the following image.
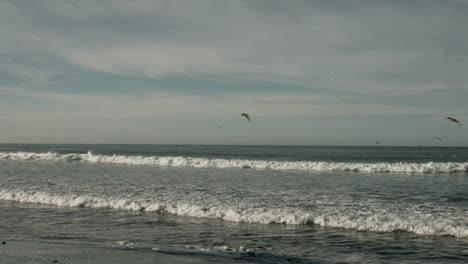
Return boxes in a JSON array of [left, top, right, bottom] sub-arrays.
[[434, 137, 442, 140], [446, 117, 461, 126], [241, 113, 251, 122]]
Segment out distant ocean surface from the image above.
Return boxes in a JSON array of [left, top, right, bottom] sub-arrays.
[[1, 144, 467, 263]]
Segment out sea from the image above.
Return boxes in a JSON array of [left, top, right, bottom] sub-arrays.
[[0, 144, 467, 263]]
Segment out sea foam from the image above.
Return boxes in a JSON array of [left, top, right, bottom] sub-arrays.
[[0, 151, 467, 173], [0, 190, 467, 238]]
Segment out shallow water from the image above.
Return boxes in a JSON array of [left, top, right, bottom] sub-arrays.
[[1, 144, 467, 263]]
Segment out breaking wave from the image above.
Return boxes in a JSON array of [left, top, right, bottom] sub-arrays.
[[0, 151, 467, 173], [0, 189, 467, 238]]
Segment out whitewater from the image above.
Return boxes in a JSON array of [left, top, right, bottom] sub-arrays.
[[1, 189, 467, 238], [1, 144, 468, 263], [1, 151, 467, 173]]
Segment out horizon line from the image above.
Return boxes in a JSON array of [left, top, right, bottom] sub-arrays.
[[0, 142, 467, 148]]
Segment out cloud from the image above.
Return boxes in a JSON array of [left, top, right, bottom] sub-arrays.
[[1, 64, 57, 87], [2, 86, 462, 123], [2, 0, 468, 94]]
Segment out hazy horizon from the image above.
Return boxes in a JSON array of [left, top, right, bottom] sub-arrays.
[[1, 142, 467, 148]]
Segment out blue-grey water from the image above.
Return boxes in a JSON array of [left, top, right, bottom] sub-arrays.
[[1, 144, 467, 263]]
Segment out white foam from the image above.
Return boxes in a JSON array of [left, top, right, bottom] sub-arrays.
[[0, 151, 467, 173], [1, 190, 467, 238], [114, 241, 136, 248]]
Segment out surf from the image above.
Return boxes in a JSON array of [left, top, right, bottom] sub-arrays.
[[1, 189, 467, 238], [1, 151, 467, 173]]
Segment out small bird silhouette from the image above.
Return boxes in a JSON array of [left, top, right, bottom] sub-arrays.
[[241, 113, 251, 122], [434, 137, 442, 140], [446, 117, 461, 126]]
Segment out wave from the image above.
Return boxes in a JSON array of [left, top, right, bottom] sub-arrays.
[[0, 151, 467, 173], [1, 190, 467, 238], [0, 151, 468, 173]]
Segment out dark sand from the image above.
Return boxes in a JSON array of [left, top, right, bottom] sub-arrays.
[[0, 240, 261, 264]]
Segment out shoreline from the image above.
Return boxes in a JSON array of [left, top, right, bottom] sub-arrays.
[[0, 240, 266, 264]]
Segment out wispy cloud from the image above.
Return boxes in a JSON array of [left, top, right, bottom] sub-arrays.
[[2, 0, 467, 93], [1, 64, 56, 87]]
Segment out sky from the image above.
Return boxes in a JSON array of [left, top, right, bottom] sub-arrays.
[[1, 0, 467, 146]]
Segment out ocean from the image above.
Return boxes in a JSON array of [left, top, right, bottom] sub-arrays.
[[0, 144, 467, 263]]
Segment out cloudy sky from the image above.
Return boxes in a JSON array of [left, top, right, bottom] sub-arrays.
[[1, 0, 467, 146]]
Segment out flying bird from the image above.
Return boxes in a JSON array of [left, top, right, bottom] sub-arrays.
[[434, 137, 442, 140], [446, 117, 461, 126], [375, 141, 380, 144], [241, 113, 251, 122]]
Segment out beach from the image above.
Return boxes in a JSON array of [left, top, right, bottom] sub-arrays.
[[0, 240, 267, 264], [1, 144, 467, 263], [3, 1, 468, 263]]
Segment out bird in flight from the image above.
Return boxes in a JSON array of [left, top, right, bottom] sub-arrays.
[[446, 117, 461, 126], [241, 113, 251, 122], [434, 137, 442, 140], [375, 141, 380, 144]]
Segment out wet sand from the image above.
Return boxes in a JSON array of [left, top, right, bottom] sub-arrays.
[[0, 240, 260, 264]]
